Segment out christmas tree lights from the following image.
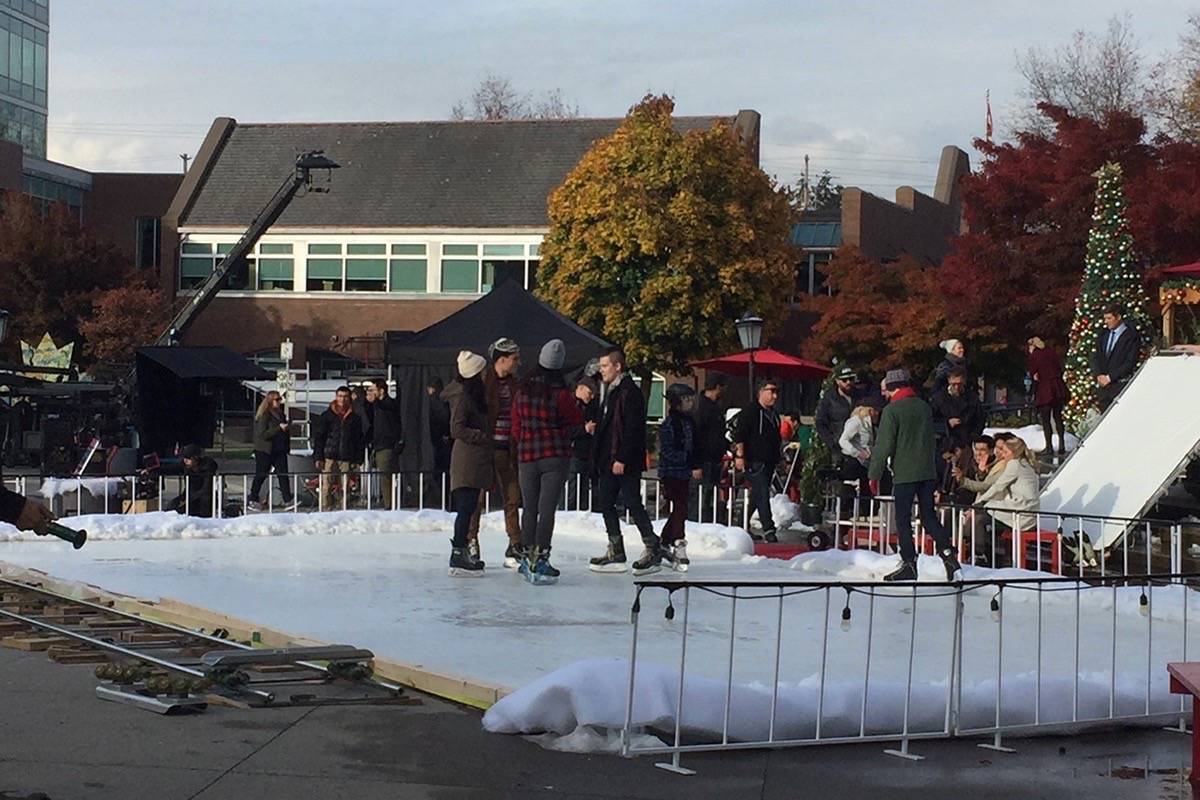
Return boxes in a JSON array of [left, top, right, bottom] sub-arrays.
[[1062, 162, 1152, 431]]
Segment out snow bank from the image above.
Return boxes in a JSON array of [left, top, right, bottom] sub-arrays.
[[0, 509, 755, 560], [984, 425, 1079, 454], [769, 495, 814, 533], [39, 477, 125, 500]]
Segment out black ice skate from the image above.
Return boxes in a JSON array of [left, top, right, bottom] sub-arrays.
[[589, 539, 628, 573], [883, 560, 918, 582], [449, 544, 484, 578]]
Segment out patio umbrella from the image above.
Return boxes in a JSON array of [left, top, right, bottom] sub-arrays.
[[690, 348, 831, 381]]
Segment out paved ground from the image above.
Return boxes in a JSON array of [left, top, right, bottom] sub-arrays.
[[0, 646, 1195, 800]]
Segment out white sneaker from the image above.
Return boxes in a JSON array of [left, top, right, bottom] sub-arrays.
[[246, 500, 263, 512]]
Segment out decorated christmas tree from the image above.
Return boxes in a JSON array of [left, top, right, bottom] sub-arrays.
[[1062, 162, 1153, 430]]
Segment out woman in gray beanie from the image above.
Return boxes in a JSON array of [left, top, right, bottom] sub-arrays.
[[510, 339, 585, 584]]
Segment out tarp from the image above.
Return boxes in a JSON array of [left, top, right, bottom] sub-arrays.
[[385, 282, 610, 470], [691, 348, 831, 381], [1039, 353, 1200, 549], [137, 347, 270, 380]]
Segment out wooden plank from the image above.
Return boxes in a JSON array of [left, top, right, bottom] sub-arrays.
[[46, 647, 109, 664], [3, 635, 71, 652]]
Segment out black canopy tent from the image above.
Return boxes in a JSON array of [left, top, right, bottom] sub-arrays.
[[136, 346, 270, 457], [386, 281, 610, 471]]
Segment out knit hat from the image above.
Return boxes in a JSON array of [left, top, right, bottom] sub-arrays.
[[179, 444, 202, 459], [489, 337, 519, 359], [704, 372, 730, 390], [835, 366, 856, 381], [884, 368, 911, 390], [539, 338, 566, 370], [457, 350, 486, 379], [940, 339, 961, 354]]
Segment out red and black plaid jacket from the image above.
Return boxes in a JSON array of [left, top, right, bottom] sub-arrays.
[[511, 384, 585, 463]]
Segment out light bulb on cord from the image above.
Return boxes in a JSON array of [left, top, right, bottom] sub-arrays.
[[1139, 591, 1149, 618], [990, 594, 1001, 623]]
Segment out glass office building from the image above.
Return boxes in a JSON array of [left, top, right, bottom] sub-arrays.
[[0, 0, 47, 157]]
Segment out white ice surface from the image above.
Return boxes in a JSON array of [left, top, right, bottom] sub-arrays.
[[0, 510, 1187, 752]]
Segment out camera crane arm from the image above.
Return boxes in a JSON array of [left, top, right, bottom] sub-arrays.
[[154, 150, 339, 347]]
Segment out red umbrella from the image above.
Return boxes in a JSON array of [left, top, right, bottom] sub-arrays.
[[1160, 261, 1200, 276], [690, 348, 831, 381]]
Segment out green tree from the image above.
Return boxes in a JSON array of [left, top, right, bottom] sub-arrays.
[[538, 94, 796, 384], [1062, 162, 1153, 429], [793, 170, 843, 211]]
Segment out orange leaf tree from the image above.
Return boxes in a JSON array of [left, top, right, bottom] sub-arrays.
[[78, 283, 171, 363], [537, 95, 795, 380]]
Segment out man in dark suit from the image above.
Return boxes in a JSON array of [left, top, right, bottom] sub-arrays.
[[587, 346, 661, 574], [1092, 303, 1141, 412]]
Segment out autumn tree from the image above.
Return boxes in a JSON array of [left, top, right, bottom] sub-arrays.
[[451, 73, 580, 121], [0, 193, 128, 363], [1146, 13, 1200, 143], [78, 283, 171, 363], [537, 94, 795, 383]]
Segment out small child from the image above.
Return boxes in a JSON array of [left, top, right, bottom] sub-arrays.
[[657, 383, 702, 572]]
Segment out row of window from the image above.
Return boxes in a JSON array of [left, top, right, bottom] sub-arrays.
[[1, 96, 44, 155], [0, 0, 47, 25], [0, 11, 48, 109], [22, 172, 82, 221], [180, 241, 542, 295]]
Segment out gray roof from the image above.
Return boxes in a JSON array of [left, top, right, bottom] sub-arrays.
[[181, 117, 729, 229]]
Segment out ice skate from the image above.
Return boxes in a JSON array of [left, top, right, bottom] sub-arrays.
[[503, 543, 522, 569], [882, 559, 918, 582], [664, 539, 689, 572], [523, 548, 560, 585], [468, 539, 487, 570], [631, 545, 663, 576], [589, 539, 628, 573], [449, 544, 484, 577], [939, 547, 961, 581]]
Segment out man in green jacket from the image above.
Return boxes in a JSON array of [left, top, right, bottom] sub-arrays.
[[868, 368, 961, 582]]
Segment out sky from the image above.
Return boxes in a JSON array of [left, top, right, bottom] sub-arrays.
[[47, 0, 1195, 196]]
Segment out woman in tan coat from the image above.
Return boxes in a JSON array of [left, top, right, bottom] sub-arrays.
[[442, 351, 492, 576]]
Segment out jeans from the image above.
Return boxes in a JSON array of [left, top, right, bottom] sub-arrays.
[[452, 487, 480, 548], [468, 448, 522, 547], [893, 479, 951, 562], [746, 462, 776, 533], [251, 450, 292, 504], [596, 471, 658, 547], [518, 457, 569, 551], [660, 477, 690, 547], [373, 448, 396, 510], [566, 456, 593, 510]]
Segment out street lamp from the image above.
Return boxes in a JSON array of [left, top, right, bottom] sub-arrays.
[[735, 312, 764, 399]]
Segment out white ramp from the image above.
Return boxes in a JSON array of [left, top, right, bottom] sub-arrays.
[[1039, 353, 1200, 550]]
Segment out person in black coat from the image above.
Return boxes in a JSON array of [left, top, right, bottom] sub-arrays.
[[587, 347, 660, 574], [427, 378, 452, 475], [568, 378, 599, 510], [930, 367, 984, 451], [815, 366, 858, 454], [692, 372, 730, 510], [0, 485, 54, 531], [1092, 303, 1141, 412], [733, 378, 783, 542], [160, 444, 218, 518], [364, 379, 403, 509], [313, 386, 367, 510]]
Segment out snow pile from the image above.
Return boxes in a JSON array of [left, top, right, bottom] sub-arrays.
[[769, 495, 815, 533], [39, 477, 126, 500], [984, 425, 1079, 454], [0, 509, 755, 560]]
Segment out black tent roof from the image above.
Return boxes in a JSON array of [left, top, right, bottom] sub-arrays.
[[386, 281, 609, 369], [136, 347, 270, 380]]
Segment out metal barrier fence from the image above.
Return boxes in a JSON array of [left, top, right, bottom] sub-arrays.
[[622, 572, 1198, 774]]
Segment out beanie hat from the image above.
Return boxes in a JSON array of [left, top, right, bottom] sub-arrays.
[[489, 337, 519, 359], [884, 368, 911, 390], [704, 372, 730, 390], [539, 338, 566, 370], [940, 339, 961, 354], [457, 350, 486, 380]]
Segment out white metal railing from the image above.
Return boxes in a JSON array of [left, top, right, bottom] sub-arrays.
[[621, 572, 1198, 774]]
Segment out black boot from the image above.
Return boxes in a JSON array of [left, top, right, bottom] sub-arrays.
[[631, 545, 663, 576], [589, 538, 628, 573], [939, 547, 961, 581], [449, 542, 484, 577], [883, 560, 918, 582]]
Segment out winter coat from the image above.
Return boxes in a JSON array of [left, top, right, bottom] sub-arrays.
[[932, 353, 969, 394], [511, 378, 585, 463], [930, 387, 984, 449], [958, 458, 1004, 497], [312, 401, 366, 464], [366, 394, 403, 452], [868, 389, 938, 484], [838, 414, 875, 466], [975, 458, 1040, 531], [692, 393, 729, 463], [0, 485, 24, 525], [732, 403, 782, 466], [572, 395, 599, 464], [1092, 325, 1141, 385], [593, 375, 647, 475], [443, 380, 493, 491], [253, 408, 290, 456], [658, 410, 700, 480], [162, 457, 218, 518], [1027, 347, 1068, 408], [484, 369, 518, 456], [815, 388, 854, 453]]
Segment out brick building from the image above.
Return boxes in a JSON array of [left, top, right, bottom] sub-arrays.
[[162, 111, 761, 376]]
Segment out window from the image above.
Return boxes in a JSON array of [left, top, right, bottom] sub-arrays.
[[346, 243, 386, 292], [257, 243, 294, 291], [389, 243, 427, 292], [527, 243, 540, 291], [179, 242, 236, 290], [631, 374, 667, 420], [441, 244, 480, 293], [307, 243, 343, 291], [134, 217, 161, 269], [795, 250, 834, 299]]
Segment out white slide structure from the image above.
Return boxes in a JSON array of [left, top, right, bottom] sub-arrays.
[[1039, 352, 1200, 550]]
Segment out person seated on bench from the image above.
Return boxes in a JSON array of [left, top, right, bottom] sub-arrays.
[[839, 404, 878, 498], [951, 434, 1003, 505], [964, 435, 1040, 563]]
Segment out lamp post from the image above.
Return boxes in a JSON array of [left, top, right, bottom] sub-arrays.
[[735, 312, 764, 401]]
